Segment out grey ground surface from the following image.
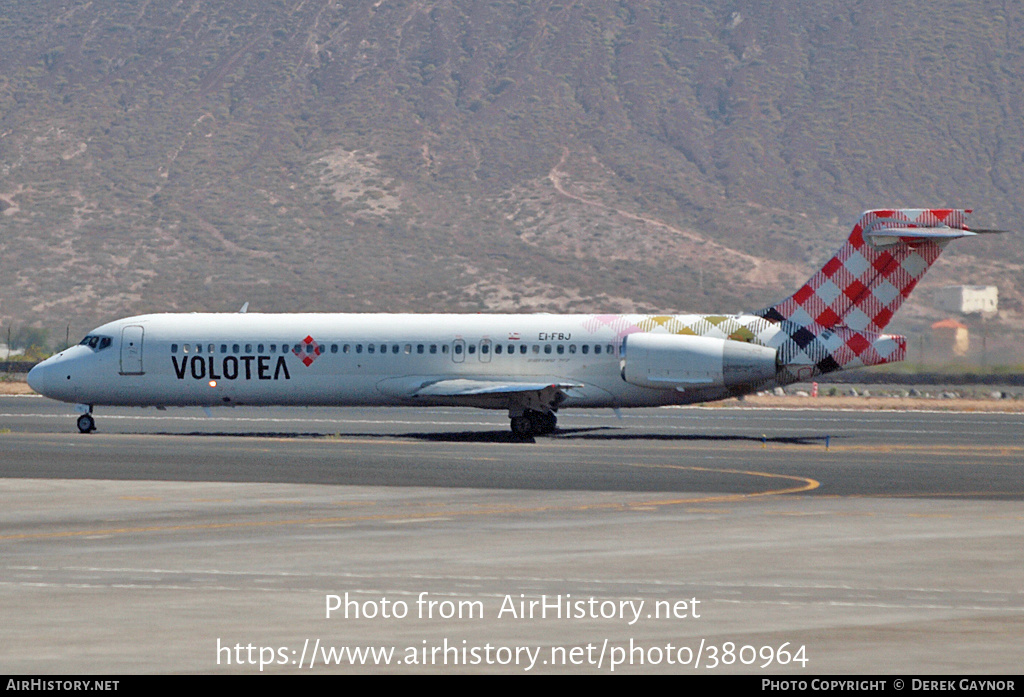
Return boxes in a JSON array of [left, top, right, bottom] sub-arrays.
[[1, 397, 1021, 674]]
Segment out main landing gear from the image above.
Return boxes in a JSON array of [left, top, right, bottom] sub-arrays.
[[76, 408, 96, 433], [509, 409, 557, 438]]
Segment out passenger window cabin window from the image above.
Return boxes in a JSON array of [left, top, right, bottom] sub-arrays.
[[394, 345, 401, 354], [258, 344, 265, 353], [569, 344, 576, 354], [380, 344, 386, 354], [171, 343, 178, 353], [495, 345, 502, 355], [544, 344, 552, 354], [607, 344, 615, 355], [233, 344, 240, 354], [454, 344, 463, 355], [208, 344, 215, 354], [520, 345, 527, 354], [582, 345, 589, 354], [368, 344, 375, 354], [330, 344, 337, 354], [429, 344, 437, 354], [442, 345, 449, 354], [481, 343, 489, 354], [356, 344, 363, 354], [196, 344, 203, 354], [417, 344, 424, 354], [556, 345, 564, 354], [183, 344, 190, 354], [468, 345, 476, 355], [343, 344, 350, 354], [594, 345, 602, 355]]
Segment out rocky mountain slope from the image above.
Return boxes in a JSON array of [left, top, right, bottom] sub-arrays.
[[1, 0, 1021, 357]]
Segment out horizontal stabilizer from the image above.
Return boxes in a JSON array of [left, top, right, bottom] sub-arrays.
[[864, 226, 977, 241]]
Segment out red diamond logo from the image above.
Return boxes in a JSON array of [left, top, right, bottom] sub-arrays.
[[293, 335, 322, 367]]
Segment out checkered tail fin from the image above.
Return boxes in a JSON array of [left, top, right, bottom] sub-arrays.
[[757, 209, 976, 333]]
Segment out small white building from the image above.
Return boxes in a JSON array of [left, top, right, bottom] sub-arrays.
[[0, 344, 25, 359], [935, 285, 998, 315]]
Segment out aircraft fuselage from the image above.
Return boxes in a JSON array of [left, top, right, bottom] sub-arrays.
[[29, 312, 778, 412]]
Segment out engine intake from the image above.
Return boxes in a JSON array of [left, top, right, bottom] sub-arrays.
[[620, 333, 778, 389]]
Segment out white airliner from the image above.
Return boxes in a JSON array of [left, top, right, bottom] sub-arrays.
[[28, 208, 994, 436]]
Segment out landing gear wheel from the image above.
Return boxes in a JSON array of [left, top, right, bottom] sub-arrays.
[[77, 413, 96, 434], [510, 415, 534, 438], [528, 410, 557, 435]]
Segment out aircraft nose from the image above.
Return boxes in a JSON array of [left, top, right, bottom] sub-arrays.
[[27, 347, 95, 403], [27, 353, 74, 400], [26, 359, 52, 395]]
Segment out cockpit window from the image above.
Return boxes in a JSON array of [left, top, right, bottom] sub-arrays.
[[78, 335, 113, 351]]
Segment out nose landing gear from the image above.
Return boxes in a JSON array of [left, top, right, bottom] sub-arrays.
[[76, 410, 96, 433]]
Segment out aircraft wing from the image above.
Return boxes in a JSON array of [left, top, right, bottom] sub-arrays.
[[412, 378, 583, 397], [376, 376, 584, 410]]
